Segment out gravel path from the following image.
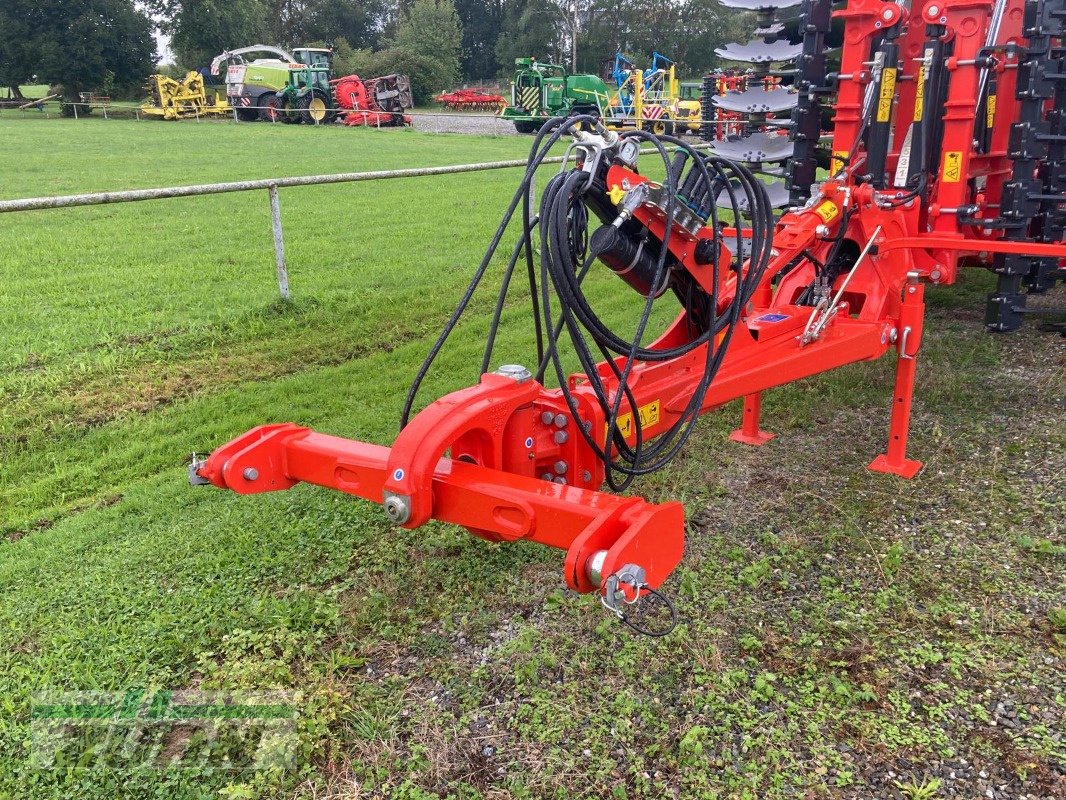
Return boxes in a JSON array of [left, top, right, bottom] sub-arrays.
[[410, 112, 520, 137]]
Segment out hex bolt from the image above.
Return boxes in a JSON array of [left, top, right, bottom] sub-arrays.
[[554, 460, 568, 475], [554, 476, 568, 485], [541, 472, 554, 481], [582, 470, 592, 483], [541, 410, 555, 424], [554, 430, 569, 444], [243, 467, 259, 481], [553, 414, 568, 428]]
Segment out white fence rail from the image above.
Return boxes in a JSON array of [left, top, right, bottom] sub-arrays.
[[0, 158, 566, 300]]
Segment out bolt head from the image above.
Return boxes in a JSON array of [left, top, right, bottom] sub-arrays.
[[383, 493, 411, 525], [554, 430, 569, 444], [495, 364, 532, 383], [242, 467, 259, 481], [554, 460, 568, 475]]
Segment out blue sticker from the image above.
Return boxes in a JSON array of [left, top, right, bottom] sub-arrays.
[[755, 313, 789, 323], [393, 468, 404, 480]]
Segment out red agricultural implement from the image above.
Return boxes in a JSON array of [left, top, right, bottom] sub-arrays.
[[434, 88, 507, 112], [194, 0, 1065, 633], [333, 74, 412, 127]]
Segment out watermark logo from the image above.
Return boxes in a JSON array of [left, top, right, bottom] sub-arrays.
[[30, 689, 297, 771]]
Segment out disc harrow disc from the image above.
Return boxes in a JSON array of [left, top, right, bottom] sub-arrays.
[[709, 132, 795, 162], [715, 40, 804, 63], [717, 179, 791, 211], [712, 87, 798, 114], [717, 0, 801, 10]]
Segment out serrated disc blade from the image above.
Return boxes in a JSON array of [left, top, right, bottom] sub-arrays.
[[715, 40, 803, 63], [709, 132, 795, 162], [717, 0, 801, 10], [712, 87, 798, 114], [716, 180, 791, 212]]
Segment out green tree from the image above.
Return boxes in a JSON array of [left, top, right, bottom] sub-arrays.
[[303, 0, 387, 50], [149, 0, 271, 69], [389, 0, 462, 94], [455, 0, 503, 81], [495, 0, 560, 74], [0, 0, 155, 105], [579, 0, 749, 76]]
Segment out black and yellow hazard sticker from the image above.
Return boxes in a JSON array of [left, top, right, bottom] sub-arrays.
[[607, 399, 661, 440], [942, 151, 963, 183], [913, 64, 926, 122], [518, 86, 539, 112], [986, 94, 996, 129], [815, 201, 839, 223], [877, 68, 897, 123], [830, 149, 848, 174]]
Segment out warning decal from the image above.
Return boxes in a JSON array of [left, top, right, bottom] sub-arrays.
[[877, 68, 897, 123], [942, 151, 963, 183], [814, 201, 839, 223], [608, 399, 661, 440], [913, 63, 926, 122]]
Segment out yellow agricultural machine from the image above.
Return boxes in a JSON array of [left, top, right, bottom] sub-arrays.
[[141, 72, 230, 120]]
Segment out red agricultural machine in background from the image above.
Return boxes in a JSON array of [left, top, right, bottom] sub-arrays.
[[434, 88, 508, 112], [333, 74, 413, 127], [194, 0, 1065, 633]]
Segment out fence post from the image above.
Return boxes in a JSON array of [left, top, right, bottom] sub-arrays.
[[267, 184, 291, 300]]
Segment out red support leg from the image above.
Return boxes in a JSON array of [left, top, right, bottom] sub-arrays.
[[869, 274, 925, 478], [729, 392, 775, 446]]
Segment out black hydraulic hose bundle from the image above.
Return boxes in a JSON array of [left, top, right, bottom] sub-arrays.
[[402, 116, 776, 491]]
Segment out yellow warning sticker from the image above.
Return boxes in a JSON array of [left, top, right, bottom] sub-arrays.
[[814, 201, 839, 223], [607, 399, 661, 440], [830, 149, 848, 175], [942, 151, 963, 183], [913, 64, 926, 122], [877, 68, 897, 123], [986, 94, 996, 129]]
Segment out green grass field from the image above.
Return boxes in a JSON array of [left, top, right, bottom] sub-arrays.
[[0, 116, 1063, 800]]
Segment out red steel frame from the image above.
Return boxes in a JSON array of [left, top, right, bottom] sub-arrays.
[[197, 0, 1066, 600]]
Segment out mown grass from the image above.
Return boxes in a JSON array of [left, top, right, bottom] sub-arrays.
[[0, 117, 1063, 800]]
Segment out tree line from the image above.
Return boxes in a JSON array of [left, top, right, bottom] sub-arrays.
[[0, 0, 749, 105]]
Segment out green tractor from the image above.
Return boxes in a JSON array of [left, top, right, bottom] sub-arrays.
[[210, 45, 336, 123], [501, 58, 614, 133]]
